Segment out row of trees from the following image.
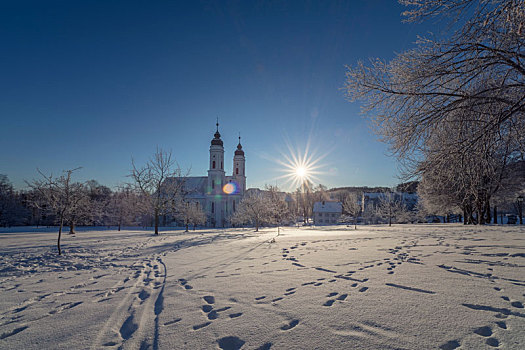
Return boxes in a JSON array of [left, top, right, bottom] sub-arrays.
[[344, 0, 525, 224]]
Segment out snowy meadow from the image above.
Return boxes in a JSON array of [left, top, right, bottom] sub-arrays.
[[1, 225, 524, 350]]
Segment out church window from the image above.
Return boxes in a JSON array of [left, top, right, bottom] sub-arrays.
[[236, 168, 239, 175], [212, 202, 215, 213], [221, 161, 223, 169], [212, 160, 216, 169]]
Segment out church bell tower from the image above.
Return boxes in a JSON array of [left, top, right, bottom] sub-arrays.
[[232, 135, 246, 194], [208, 121, 225, 226]]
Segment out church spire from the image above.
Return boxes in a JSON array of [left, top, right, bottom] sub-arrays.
[[211, 119, 223, 146], [235, 132, 244, 155]]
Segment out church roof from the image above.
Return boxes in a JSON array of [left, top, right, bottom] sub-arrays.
[[235, 135, 244, 156], [211, 121, 223, 146]]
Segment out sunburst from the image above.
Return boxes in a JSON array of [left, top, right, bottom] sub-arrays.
[[270, 137, 330, 191]]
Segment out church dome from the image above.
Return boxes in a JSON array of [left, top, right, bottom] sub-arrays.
[[235, 139, 244, 156], [211, 123, 223, 146]]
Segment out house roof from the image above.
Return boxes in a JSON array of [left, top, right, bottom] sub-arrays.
[[313, 201, 342, 213]]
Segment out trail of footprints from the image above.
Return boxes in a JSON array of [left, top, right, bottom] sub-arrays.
[[440, 285, 524, 349], [95, 256, 166, 349]]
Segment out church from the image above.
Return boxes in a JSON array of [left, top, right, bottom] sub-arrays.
[[182, 122, 246, 227]]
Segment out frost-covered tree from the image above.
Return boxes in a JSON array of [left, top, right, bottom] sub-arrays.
[[342, 192, 361, 229], [178, 201, 206, 231], [130, 148, 188, 235], [231, 191, 272, 231], [26, 168, 88, 255], [345, 0, 524, 161], [108, 186, 142, 231], [265, 185, 293, 233], [344, 0, 525, 223], [376, 191, 406, 227], [85, 180, 112, 226]]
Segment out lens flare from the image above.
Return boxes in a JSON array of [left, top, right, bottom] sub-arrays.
[[223, 182, 237, 194]]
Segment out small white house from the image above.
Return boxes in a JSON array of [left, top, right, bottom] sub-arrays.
[[313, 201, 342, 225]]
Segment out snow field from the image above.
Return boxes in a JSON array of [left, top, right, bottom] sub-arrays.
[[0, 225, 524, 349]]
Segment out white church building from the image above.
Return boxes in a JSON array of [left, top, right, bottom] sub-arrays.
[[181, 122, 246, 227]]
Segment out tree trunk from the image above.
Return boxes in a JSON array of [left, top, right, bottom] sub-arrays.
[[69, 221, 75, 234], [154, 209, 159, 235], [354, 217, 357, 230], [58, 216, 63, 255], [185, 222, 189, 232], [255, 220, 259, 232], [485, 200, 491, 224], [118, 222, 121, 231], [493, 206, 497, 224]]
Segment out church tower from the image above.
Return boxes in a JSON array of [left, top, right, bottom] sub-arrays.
[[232, 135, 246, 194], [208, 121, 225, 227]]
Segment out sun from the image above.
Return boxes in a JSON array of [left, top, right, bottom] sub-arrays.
[[295, 166, 307, 178], [267, 138, 329, 191]]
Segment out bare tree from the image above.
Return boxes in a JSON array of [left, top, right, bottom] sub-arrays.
[[342, 192, 361, 229], [231, 191, 272, 232], [265, 185, 293, 234], [344, 0, 524, 223], [376, 191, 406, 227], [130, 148, 188, 235], [26, 168, 87, 255], [108, 186, 142, 231], [178, 201, 206, 231]]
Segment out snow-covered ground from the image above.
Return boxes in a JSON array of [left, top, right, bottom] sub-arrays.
[[1, 225, 524, 350]]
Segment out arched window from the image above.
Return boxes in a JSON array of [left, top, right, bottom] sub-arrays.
[[212, 160, 215, 169], [212, 202, 215, 213], [236, 168, 239, 175], [221, 161, 223, 169]]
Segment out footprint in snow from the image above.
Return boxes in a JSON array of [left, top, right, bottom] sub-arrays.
[[474, 326, 492, 337], [192, 322, 211, 330], [323, 300, 335, 307], [203, 295, 215, 304], [337, 294, 348, 301], [495, 321, 507, 329], [217, 336, 245, 350], [280, 319, 299, 331]]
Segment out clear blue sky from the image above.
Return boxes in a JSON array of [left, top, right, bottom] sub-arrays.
[[1, 1, 432, 191]]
